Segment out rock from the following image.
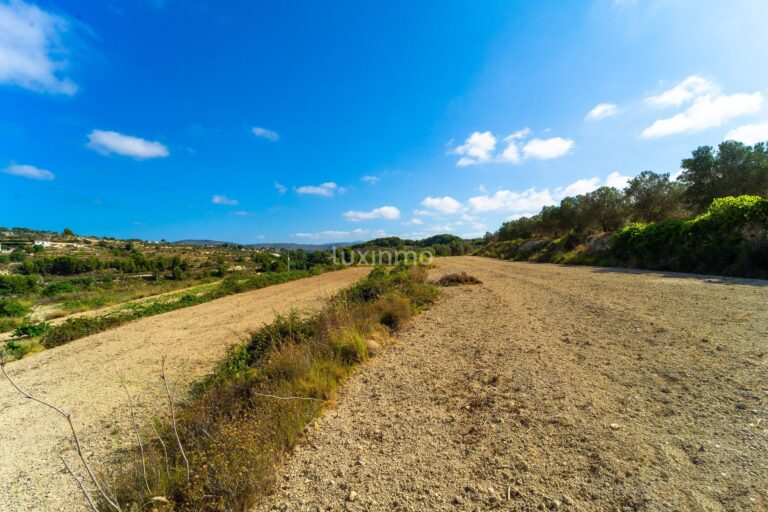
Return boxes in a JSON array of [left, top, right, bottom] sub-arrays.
[[347, 491, 358, 502], [609, 423, 622, 430], [452, 496, 463, 505]]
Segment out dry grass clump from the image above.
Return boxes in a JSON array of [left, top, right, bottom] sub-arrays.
[[101, 265, 438, 511], [435, 272, 482, 286]]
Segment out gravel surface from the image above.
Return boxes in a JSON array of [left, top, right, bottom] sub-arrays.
[[258, 257, 768, 511], [0, 267, 368, 512]]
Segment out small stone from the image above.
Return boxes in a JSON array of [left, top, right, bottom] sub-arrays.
[[562, 495, 573, 505], [452, 496, 463, 505], [347, 491, 358, 502], [609, 423, 622, 430]]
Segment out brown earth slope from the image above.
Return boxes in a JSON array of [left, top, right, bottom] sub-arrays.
[[260, 257, 767, 511], [0, 267, 368, 512]]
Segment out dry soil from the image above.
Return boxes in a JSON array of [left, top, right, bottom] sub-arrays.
[[259, 257, 767, 512], [0, 267, 369, 512]]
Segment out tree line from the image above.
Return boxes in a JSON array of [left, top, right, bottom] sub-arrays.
[[490, 141, 768, 242]]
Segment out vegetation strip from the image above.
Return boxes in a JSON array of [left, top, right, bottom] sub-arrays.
[[99, 264, 438, 511], [35, 270, 320, 350], [479, 141, 768, 278]]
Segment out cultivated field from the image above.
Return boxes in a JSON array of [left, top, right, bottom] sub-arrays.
[[0, 267, 368, 511], [261, 257, 768, 511]]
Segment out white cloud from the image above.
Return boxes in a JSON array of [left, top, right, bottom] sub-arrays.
[[361, 175, 380, 185], [343, 206, 400, 222], [402, 218, 423, 226], [642, 76, 763, 138], [585, 103, 618, 121], [555, 177, 601, 197], [293, 228, 385, 241], [252, 126, 279, 141], [468, 188, 556, 214], [645, 76, 717, 108], [420, 195, 463, 214], [499, 141, 521, 164], [522, 137, 574, 160], [725, 121, 768, 145], [86, 130, 169, 159], [230, 210, 251, 217], [212, 194, 238, 206], [2, 163, 54, 180], [466, 173, 622, 214], [604, 171, 631, 189], [0, 0, 77, 95], [274, 181, 286, 194], [412, 209, 438, 218], [296, 182, 339, 197], [453, 129, 574, 166], [452, 131, 497, 166]]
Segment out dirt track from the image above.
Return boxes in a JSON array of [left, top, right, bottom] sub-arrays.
[[0, 267, 368, 512], [260, 257, 768, 511]]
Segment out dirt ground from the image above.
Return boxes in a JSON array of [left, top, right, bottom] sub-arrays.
[[259, 257, 767, 512], [0, 267, 368, 512]]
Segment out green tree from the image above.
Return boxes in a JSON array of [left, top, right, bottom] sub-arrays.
[[582, 187, 629, 232], [63, 228, 74, 236], [625, 171, 685, 222], [680, 141, 768, 212]]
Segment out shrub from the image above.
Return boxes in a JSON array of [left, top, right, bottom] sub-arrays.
[[612, 195, 768, 276], [373, 294, 412, 330], [12, 321, 51, 338], [102, 265, 438, 511], [0, 298, 29, 318], [435, 272, 482, 286], [41, 316, 124, 348], [0, 275, 38, 296]]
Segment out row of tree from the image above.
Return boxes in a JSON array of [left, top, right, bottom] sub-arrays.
[[491, 141, 768, 241]]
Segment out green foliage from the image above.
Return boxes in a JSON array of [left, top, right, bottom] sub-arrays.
[[12, 321, 51, 338], [0, 298, 29, 318], [0, 275, 38, 296], [680, 141, 768, 212], [625, 171, 686, 222], [41, 316, 125, 348], [613, 195, 768, 276]]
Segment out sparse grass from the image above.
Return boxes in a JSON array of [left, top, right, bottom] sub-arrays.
[[435, 272, 483, 286], [102, 265, 438, 511]]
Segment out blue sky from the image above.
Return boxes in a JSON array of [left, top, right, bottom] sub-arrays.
[[2, 0, 768, 243]]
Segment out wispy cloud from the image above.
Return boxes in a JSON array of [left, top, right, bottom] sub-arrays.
[[274, 181, 287, 194], [361, 175, 380, 185], [87, 130, 170, 159], [296, 182, 342, 197], [212, 194, 238, 206], [585, 103, 618, 121], [343, 206, 400, 222], [0, 0, 77, 95], [292, 228, 385, 241], [642, 76, 763, 138], [252, 126, 279, 141], [2, 163, 54, 180]]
